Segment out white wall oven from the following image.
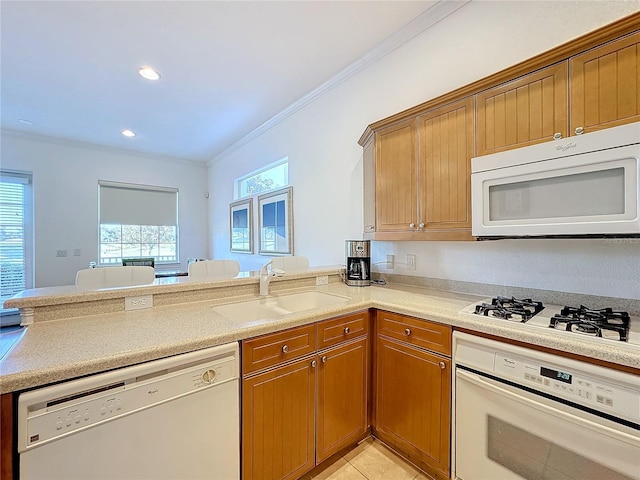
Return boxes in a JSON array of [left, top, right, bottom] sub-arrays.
[[453, 332, 640, 480], [471, 121, 640, 238]]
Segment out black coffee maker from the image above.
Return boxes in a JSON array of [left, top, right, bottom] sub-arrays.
[[345, 240, 370, 287]]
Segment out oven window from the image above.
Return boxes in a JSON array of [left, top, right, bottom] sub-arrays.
[[488, 167, 625, 221], [487, 416, 633, 480]]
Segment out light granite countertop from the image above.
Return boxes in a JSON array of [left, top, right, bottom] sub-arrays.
[[1, 282, 638, 394]]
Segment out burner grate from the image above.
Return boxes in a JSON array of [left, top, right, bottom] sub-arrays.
[[474, 296, 545, 323], [549, 305, 630, 342]]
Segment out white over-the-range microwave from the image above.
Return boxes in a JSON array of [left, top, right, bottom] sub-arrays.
[[471, 121, 640, 239]]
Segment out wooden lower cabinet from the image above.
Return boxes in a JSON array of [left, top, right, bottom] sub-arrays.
[[241, 313, 370, 480], [1, 393, 14, 480], [316, 338, 369, 463], [242, 356, 316, 480], [374, 318, 452, 480]]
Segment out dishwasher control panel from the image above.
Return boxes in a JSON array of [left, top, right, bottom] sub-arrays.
[[18, 342, 239, 452]]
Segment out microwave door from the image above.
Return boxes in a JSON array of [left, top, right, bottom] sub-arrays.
[[471, 146, 639, 237]]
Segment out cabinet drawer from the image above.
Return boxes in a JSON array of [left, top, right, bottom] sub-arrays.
[[242, 324, 316, 375], [317, 311, 370, 350], [377, 311, 451, 356]]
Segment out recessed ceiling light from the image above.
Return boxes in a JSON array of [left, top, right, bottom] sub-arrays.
[[138, 66, 160, 81], [121, 129, 136, 138]]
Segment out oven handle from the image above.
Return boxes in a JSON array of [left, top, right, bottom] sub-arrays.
[[456, 369, 640, 446]]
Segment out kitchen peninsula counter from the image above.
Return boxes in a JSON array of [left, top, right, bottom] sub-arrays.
[[2, 280, 639, 394]]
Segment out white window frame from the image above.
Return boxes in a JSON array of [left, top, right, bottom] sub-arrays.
[[0, 170, 33, 324], [98, 181, 179, 266], [235, 158, 288, 199]]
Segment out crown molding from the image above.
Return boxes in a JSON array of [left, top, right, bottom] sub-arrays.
[[209, 0, 471, 166]]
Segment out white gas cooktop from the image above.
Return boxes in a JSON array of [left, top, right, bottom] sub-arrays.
[[460, 297, 640, 349]]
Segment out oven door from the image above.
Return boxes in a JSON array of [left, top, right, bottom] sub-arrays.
[[454, 368, 640, 480]]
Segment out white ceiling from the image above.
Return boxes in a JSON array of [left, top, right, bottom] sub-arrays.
[[0, 0, 456, 163]]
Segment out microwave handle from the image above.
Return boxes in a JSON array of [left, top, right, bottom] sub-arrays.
[[456, 369, 640, 446]]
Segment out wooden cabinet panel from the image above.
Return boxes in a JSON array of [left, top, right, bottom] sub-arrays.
[[375, 336, 451, 477], [1, 393, 13, 480], [418, 97, 474, 229], [571, 31, 640, 134], [477, 62, 568, 156], [242, 324, 316, 375], [317, 311, 369, 350], [242, 357, 316, 480], [377, 310, 451, 356], [363, 136, 376, 235], [375, 119, 418, 232], [316, 338, 369, 463]]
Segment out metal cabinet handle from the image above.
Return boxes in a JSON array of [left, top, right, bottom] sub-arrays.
[[575, 126, 584, 135], [311, 360, 317, 368], [405, 328, 411, 336], [553, 132, 563, 140], [409, 223, 415, 229], [344, 326, 350, 334], [365, 225, 375, 231], [282, 345, 289, 353], [439, 361, 446, 370], [321, 356, 327, 364], [419, 222, 425, 228]]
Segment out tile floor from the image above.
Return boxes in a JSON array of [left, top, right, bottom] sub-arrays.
[[301, 437, 430, 480]]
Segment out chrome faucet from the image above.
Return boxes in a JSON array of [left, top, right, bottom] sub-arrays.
[[259, 261, 284, 296]]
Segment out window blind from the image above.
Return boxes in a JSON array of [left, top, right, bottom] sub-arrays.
[[0, 171, 31, 317], [99, 181, 178, 226]]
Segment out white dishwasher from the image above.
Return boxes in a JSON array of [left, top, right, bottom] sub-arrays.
[[17, 342, 240, 480]]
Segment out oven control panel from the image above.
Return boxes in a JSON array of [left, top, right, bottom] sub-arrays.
[[493, 353, 639, 421]]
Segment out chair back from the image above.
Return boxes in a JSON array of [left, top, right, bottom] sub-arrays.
[[76, 266, 155, 289], [188, 259, 240, 280], [270, 256, 309, 272]]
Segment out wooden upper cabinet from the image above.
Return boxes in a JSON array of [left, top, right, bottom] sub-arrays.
[[374, 118, 418, 232], [418, 97, 474, 230], [476, 62, 568, 156], [570, 31, 640, 135]]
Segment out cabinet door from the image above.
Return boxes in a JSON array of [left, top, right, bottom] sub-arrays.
[[374, 336, 451, 477], [317, 338, 369, 463], [375, 119, 418, 231], [242, 357, 316, 480], [570, 31, 640, 135], [418, 97, 474, 230], [477, 62, 568, 156]]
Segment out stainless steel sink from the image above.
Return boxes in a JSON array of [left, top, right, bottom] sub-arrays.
[[212, 291, 350, 322]]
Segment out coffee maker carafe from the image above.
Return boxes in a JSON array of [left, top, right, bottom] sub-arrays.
[[345, 240, 370, 287]]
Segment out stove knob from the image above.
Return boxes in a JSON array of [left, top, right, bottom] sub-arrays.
[[202, 369, 217, 384]]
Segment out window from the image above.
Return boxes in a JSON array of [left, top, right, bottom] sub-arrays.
[[99, 181, 178, 265], [0, 170, 33, 322], [236, 158, 288, 199]]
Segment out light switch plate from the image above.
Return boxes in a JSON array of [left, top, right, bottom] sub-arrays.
[[125, 295, 154, 311]]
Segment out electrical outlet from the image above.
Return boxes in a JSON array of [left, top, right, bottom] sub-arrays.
[[316, 275, 329, 286], [73, 249, 81, 256], [125, 295, 154, 311], [386, 254, 394, 269], [56, 249, 67, 258], [406, 254, 416, 270]]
